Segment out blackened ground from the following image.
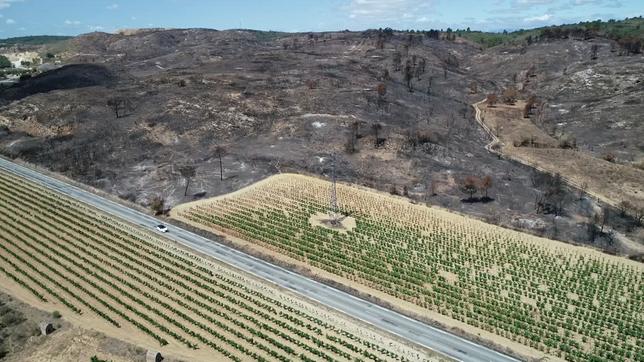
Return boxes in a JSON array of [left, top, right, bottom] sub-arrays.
[[0, 64, 116, 103], [0, 29, 641, 255]]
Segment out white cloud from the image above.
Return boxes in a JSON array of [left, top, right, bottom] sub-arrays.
[[570, 0, 609, 5], [489, 0, 555, 13], [106, 3, 119, 10], [514, 0, 555, 6], [89, 25, 104, 31], [0, 0, 22, 10], [64, 19, 81, 25], [524, 13, 553, 21], [5, 18, 15, 24], [346, 0, 433, 21]]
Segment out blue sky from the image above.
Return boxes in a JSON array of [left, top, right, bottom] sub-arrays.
[[0, 0, 642, 38]]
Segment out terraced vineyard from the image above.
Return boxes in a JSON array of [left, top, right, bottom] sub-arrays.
[[0, 169, 441, 362], [173, 174, 644, 362]]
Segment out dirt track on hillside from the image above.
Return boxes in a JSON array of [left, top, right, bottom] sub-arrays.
[[473, 100, 644, 251]]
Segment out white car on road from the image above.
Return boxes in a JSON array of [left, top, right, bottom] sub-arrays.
[[156, 224, 168, 233]]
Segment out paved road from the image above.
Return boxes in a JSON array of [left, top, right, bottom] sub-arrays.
[[0, 157, 521, 362]]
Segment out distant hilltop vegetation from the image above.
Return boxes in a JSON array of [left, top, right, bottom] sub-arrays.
[[457, 16, 644, 49], [0, 35, 73, 47], [2, 16, 643, 51]]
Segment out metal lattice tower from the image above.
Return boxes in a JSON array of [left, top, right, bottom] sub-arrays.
[[329, 153, 339, 222]]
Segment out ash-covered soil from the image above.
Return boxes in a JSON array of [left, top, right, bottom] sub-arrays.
[[0, 64, 116, 102], [0, 28, 642, 254]]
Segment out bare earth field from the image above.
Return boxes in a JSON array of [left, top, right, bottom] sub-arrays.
[[172, 173, 644, 362], [0, 168, 443, 362]]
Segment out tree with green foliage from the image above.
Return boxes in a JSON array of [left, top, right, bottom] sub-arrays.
[[90, 356, 111, 362], [0, 35, 72, 46], [0, 55, 12, 69]]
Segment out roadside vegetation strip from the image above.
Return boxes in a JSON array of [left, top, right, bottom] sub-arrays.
[[174, 173, 644, 362], [0, 170, 435, 362]]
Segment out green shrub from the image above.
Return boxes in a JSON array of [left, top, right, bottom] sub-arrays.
[[0, 55, 12, 69]]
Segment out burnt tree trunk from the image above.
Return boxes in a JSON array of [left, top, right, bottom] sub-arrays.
[[218, 155, 223, 181], [184, 178, 191, 196]]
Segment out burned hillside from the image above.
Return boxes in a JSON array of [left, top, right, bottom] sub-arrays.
[[1, 27, 642, 254]]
